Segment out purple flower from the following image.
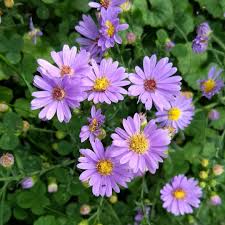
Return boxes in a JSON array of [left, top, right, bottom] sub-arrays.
[[111, 113, 170, 173], [192, 35, 208, 53], [155, 95, 194, 131], [83, 58, 130, 104], [77, 139, 131, 197], [128, 55, 182, 111], [165, 39, 175, 51], [75, 15, 104, 62], [199, 67, 224, 99], [38, 45, 91, 79], [31, 75, 85, 123], [208, 109, 220, 121], [89, 0, 126, 10], [80, 106, 105, 142], [98, 7, 129, 51], [160, 175, 202, 216], [28, 17, 43, 45], [210, 195, 222, 206], [21, 177, 35, 189], [197, 22, 212, 37]]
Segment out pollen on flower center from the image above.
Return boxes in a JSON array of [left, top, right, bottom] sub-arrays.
[[96, 159, 113, 176], [60, 65, 73, 76], [52, 87, 66, 101], [144, 79, 157, 92], [129, 133, 149, 154], [100, 0, 110, 8], [89, 118, 98, 132], [93, 77, 110, 91], [173, 188, 186, 200], [168, 108, 181, 121], [105, 20, 115, 37], [202, 79, 216, 93]]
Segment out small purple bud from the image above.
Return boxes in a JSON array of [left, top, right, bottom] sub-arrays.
[[210, 194, 222, 206], [165, 39, 175, 51], [48, 182, 58, 193], [126, 32, 136, 44], [197, 22, 212, 37], [208, 109, 220, 121], [21, 177, 35, 189], [192, 35, 208, 53]]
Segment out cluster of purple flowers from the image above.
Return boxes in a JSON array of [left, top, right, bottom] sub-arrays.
[[192, 22, 212, 53], [75, 0, 128, 61]]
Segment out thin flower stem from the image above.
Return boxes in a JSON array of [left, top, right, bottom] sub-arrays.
[[212, 34, 225, 52], [207, 48, 225, 56], [30, 127, 56, 133], [106, 200, 122, 225]]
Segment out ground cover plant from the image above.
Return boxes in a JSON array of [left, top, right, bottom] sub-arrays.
[[0, 0, 225, 224]]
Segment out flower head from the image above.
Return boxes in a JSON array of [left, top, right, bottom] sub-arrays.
[[80, 106, 105, 142], [160, 175, 202, 216], [80, 204, 91, 215], [31, 74, 85, 123], [165, 39, 175, 51], [192, 35, 208, 53], [197, 22, 212, 37], [199, 67, 224, 99], [89, 0, 126, 10], [83, 58, 129, 104], [155, 95, 194, 131], [28, 17, 43, 45], [75, 15, 104, 62], [213, 164, 224, 176], [0, 153, 14, 168], [111, 113, 170, 173], [208, 109, 220, 121], [210, 194, 222, 206], [21, 177, 36, 189], [128, 55, 182, 111], [77, 139, 131, 197], [126, 32, 136, 44], [38, 45, 90, 79], [98, 7, 129, 51]]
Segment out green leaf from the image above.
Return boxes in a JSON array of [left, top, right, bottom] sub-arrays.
[[2, 112, 23, 132], [13, 207, 28, 220], [0, 203, 11, 224], [42, 0, 56, 3], [14, 98, 36, 118], [0, 132, 19, 150], [34, 215, 60, 225], [0, 86, 13, 103], [37, 6, 50, 20], [56, 141, 73, 156], [202, 142, 216, 157], [210, 107, 225, 130], [6, 52, 21, 64]]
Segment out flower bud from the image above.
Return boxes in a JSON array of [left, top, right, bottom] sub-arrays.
[[52, 143, 58, 151], [165, 39, 175, 51], [21, 177, 36, 189], [199, 171, 208, 179], [209, 179, 217, 187], [73, 108, 81, 115], [201, 159, 209, 167], [139, 113, 147, 129], [197, 22, 212, 37], [4, 0, 14, 8], [48, 181, 58, 193], [97, 128, 106, 140], [162, 126, 176, 139], [208, 109, 220, 121], [109, 195, 118, 204], [199, 181, 206, 188], [181, 91, 193, 99], [80, 204, 91, 215], [78, 220, 89, 225], [0, 153, 14, 168], [188, 215, 195, 224], [210, 194, 222, 206], [213, 164, 224, 176], [0, 102, 9, 112], [55, 130, 66, 140], [82, 181, 89, 188], [126, 32, 136, 44], [22, 120, 30, 132], [120, 0, 131, 12]]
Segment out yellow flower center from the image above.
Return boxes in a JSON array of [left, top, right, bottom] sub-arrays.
[[52, 87, 66, 101], [60, 65, 73, 76], [100, 0, 110, 8], [202, 79, 216, 93], [168, 108, 181, 121], [105, 20, 115, 37], [93, 77, 110, 91], [129, 133, 149, 154], [96, 159, 113, 176], [89, 118, 98, 132], [173, 188, 186, 200]]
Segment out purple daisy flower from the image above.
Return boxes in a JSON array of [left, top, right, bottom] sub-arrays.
[[80, 106, 105, 142], [75, 15, 104, 62], [192, 35, 208, 53], [37, 45, 90, 79], [111, 113, 171, 173], [197, 22, 212, 37], [98, 7, 129, 51], [28, 17, 43, 45], [77, 139, 131, 197], [199, 66, 224, 99], [89, 0, 126, 10], [31, 75, 85, 123], [160, 175, 202, 216], [128, 55, 182, 111], [83, 58, 130, 104], [155, 95, 194, 131]]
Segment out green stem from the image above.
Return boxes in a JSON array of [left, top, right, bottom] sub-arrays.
[[106, 200, 122, 225], [212, 34, 225, 52], [207, 48, 225, 56], [30, 127, 56, 133]]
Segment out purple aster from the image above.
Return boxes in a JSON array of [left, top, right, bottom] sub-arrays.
[[155, 95, 194, 131], [199, 66, 224, 99], [28, 17, 43, 45], [128, 55, 182, 111], [83, 58, 130, 104], [192, 35, 208, 53], [210, 194, 222, 206], [31, 75, 85, 123], [98, 7, 129, 51], [79, 106, 105, 142], [37, 45, 90, 79], [160, 175, 202, 216], [208, 109, 220, 121], [75, 15, 104, 62], [77, 139, 131, 197], [111, 113, 170, 173], [197, 22, 212, 37], [89, 0, 126, 10]]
